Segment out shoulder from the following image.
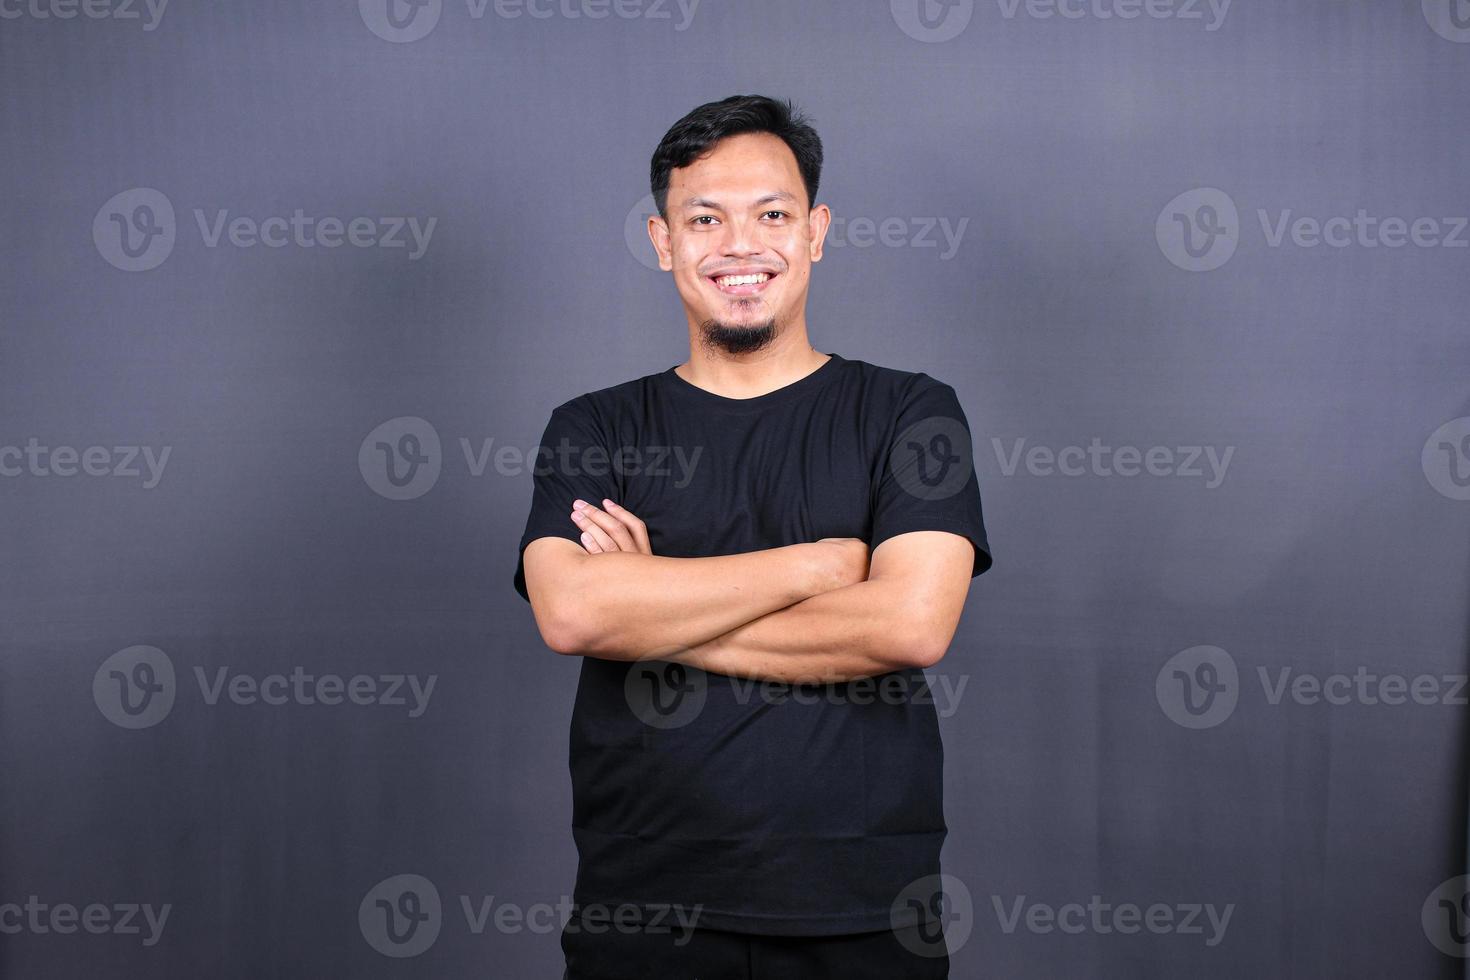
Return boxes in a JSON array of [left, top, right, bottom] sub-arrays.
[[547, 368, 667, 424], [834, 355, 961, 408]]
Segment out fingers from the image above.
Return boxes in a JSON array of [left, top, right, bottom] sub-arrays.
[[572, 500, 636, 552], [571, 503, 621, 552], [600, 499, 652, 555], [571, 499, 652, 555]]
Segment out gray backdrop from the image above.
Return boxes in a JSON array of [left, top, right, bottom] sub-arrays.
[[3, 1, 1469, 977]]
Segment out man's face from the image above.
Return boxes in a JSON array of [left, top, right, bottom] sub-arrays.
[[649, 131, 830, 348]]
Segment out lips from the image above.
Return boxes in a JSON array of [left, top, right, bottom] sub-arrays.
[[708, 269, 778, 296]]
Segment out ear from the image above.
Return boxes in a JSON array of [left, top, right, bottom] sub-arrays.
[[807, 203, 832, 263], [647, 213, 674, 272]]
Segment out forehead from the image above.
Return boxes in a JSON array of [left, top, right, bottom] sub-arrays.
[[667, 132, 804, 208]]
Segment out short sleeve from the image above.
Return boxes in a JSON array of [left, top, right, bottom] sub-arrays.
[[870, 379, 993, 577], [512, 400, 619, 602]]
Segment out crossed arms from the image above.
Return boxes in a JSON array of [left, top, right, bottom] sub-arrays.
[[520, 497, 975, 684]]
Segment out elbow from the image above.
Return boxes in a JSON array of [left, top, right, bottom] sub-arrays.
[[536, 601, 624, 658], [533, 601, 590, 656], [540, 621, 582, 656], [906, 639, 948, 671], [523, 541, 610, 656], [898, 612, 957, 670]]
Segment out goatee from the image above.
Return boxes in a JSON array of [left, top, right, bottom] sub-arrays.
[[697, 316, 777, 355]]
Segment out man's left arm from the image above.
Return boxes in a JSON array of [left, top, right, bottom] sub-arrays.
[[665, 530, 976, 684]]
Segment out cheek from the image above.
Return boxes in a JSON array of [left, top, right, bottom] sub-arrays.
[[678, 247, 711, 277], [671, 251, 701, 280]]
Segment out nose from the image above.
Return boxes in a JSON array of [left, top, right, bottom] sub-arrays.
[[718, 215, 763, 258]]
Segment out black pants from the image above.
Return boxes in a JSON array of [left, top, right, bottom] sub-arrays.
[[560, 917, 950, 979]]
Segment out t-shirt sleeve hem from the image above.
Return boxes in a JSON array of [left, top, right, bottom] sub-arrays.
[[513, 530, 587, 603], [869, 518, 993, 577]]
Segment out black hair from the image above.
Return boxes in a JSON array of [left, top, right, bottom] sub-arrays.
[[650, 94, 823, 219]]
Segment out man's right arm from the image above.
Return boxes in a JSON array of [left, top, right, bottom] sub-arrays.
[[521, 536, 869, 660]]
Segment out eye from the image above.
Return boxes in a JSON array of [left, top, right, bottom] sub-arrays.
[[692, 215, 718, 226], [763, 211, 788, 220]]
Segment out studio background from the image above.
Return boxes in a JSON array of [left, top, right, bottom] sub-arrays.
[[2, 1, 1468, 977]]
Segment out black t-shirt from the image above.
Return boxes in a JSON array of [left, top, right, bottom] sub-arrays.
[[512, 351, 992, 936]]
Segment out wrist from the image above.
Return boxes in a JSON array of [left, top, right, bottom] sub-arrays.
[[788, 543, 831, 602], [797, 540, 863, 599]]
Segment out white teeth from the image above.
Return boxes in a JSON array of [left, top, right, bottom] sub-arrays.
[[715, 273, 770, 287]]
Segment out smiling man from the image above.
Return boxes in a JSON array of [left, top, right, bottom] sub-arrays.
[[514, 94, 993, 979]]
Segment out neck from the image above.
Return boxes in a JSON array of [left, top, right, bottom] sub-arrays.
[[676, 325, 829, 400]]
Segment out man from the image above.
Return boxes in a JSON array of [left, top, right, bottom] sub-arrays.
[[513, 94, 993, 979]]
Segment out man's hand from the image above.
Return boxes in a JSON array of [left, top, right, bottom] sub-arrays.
[[568, 498, 653, 555], [569, 499, 870, 594]]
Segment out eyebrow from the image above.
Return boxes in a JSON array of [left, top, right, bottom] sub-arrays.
[[680, 192, 799, 211]]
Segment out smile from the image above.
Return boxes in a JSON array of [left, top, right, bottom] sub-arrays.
[[708, 271, 776, 296]]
